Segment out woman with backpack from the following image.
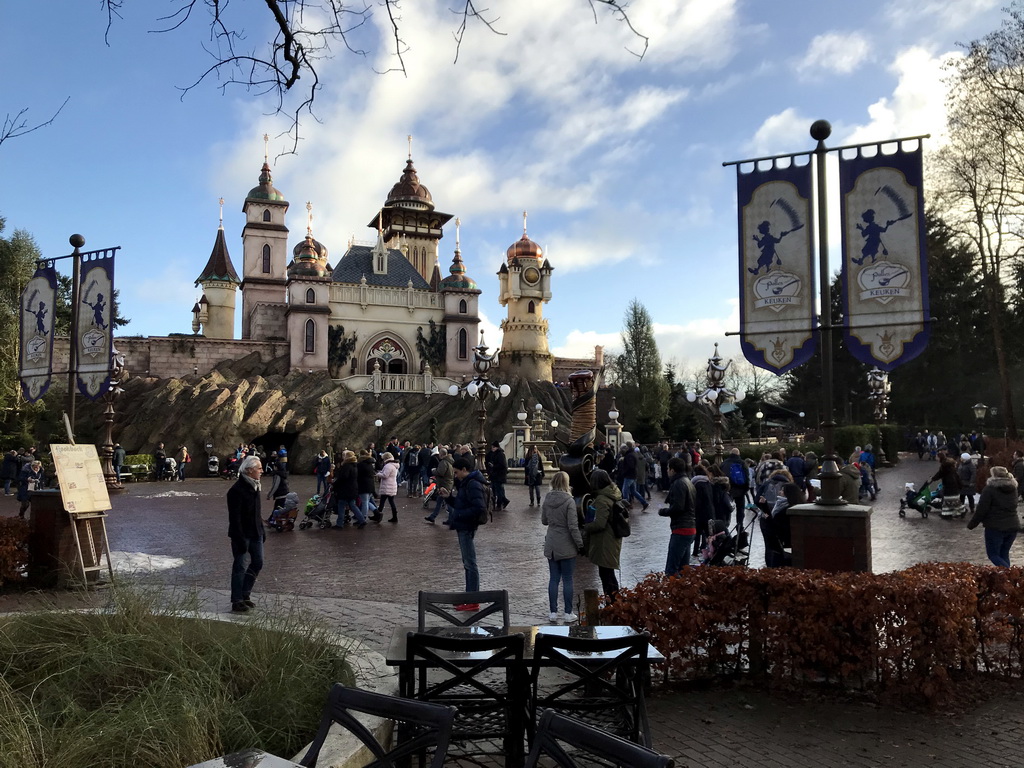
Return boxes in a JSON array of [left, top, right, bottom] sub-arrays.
[[525, 446, 545, 506], [583, 469, 624, 599]]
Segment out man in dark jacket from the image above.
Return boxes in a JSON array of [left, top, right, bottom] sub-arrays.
[[659, 457, 696, 576], [441, 457, 486, 605], [227, 455, 265, 613], [485, 441, 510, 510]]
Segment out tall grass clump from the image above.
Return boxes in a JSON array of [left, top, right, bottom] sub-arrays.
[[0, 583, 352, 768]]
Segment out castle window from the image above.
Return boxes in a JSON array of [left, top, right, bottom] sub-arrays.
[[458, 328, 468, 360], [459, 299, 467, 314], [527, 300, 536, 314], [305, 288, 315, 304], [304, 319, 315, 353], [262, 244, 271, 273], [263, 209, 271, 222]]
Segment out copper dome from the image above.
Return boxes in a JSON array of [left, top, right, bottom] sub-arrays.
[[387, 159, 433, 205], [246, 162, 286, 202], [506, 233, 543, 262]]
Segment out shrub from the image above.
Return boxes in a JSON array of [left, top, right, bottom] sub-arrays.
[[0, 583, 352, 768], [601, 563, 1024, 706], [0, 518, 30, 588]]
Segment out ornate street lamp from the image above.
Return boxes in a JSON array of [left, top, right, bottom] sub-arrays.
[[447, 331, 511, 465], [512, 399, 530, 460], [755, 410, 764, 442], [686, 343, 745, 463], [374, 418, 382, 449], [867, 368, 891, 465], [605, 398, 622, 454]]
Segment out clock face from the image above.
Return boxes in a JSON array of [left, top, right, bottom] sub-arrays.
[[523, 266, 540, 285]]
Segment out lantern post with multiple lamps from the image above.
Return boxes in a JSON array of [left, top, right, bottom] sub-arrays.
[[867, 367, 891, 466], [447, 332, 511, 466]]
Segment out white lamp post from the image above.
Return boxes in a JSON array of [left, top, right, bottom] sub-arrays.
[[447, 331, 510, 465], [685, 343, 744, 462]]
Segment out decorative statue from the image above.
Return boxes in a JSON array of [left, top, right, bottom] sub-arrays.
[[559, 368, 601, 513]]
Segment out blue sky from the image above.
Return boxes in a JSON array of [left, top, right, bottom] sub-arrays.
[[1, 0, 1006, 379]]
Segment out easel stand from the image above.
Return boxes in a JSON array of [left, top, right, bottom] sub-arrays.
[[69, 511, 115, 586]]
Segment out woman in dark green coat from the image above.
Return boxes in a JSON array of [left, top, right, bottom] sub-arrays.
[[584, 469, 623, 598]]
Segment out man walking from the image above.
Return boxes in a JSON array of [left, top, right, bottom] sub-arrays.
[[485, 441, 510, 510], [425, 447, 454, 523], [227, 455, 265, 613], [441, 457, 487, 607]]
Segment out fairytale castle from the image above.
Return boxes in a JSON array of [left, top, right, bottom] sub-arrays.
[[109, 145, 601, 393]]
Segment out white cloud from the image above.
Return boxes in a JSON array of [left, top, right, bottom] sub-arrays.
[[745, 107, 812, 157], [796, 32, 870, 77], [884, 0, 1001, 32], [842, 46, 958, 146]]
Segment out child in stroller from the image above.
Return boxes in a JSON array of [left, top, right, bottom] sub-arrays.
[[899, 480, 965, 518], [267, 491, 300, 532], [700, 519, 750, 567], [299, 487, 335, 530]]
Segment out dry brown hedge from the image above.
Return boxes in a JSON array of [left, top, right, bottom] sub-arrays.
[[601, 563, 1024, 705], [0, 517, 30, 587]]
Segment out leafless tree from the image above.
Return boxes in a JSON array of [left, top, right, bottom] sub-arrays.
[[100, 0, 648, 154], [931, 10, 1024, 438]]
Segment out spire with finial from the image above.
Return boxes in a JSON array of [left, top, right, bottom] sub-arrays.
[[263, 133, 269, 163], [218, 197, 224, 230], [523, 210, 528, 236], [408, 134, 413, 160], [455, 217, 461, 254], [306, 201, 313, 237]]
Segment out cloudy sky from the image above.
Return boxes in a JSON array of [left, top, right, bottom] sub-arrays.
[[1, 0, 1006, 377]]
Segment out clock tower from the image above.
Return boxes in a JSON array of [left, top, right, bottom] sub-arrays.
[[497, 212, 554, 382]]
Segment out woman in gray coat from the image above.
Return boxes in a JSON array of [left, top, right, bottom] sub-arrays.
[[542, 471, 584, 622]]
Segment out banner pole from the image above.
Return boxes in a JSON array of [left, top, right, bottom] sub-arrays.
[[811, 121, 843, 505], [67, 234, 84, 435]]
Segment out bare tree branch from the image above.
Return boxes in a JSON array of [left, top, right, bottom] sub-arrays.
[[0, 98, 70, 148], [589, 0, 648, 60], [93, 0, 649, 151], [451, 1, 506, 65]]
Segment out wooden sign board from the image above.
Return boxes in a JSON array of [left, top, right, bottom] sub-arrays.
[[50, 444, 111, 514]]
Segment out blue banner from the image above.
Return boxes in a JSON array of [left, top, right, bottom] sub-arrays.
[[76, 250, 116, 400], [19, 263, 58, 402], [840, 143, 929, 370], [736, 159, 816, 374]]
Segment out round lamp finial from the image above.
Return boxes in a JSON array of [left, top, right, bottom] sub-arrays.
[[69, 234, 86, 248], [809, 120, 832, 142]]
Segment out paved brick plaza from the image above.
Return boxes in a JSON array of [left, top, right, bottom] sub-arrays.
[[3, 457, 1024, 767]]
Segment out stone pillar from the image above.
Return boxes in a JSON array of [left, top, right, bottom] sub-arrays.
[[787, 502, 872, 572]]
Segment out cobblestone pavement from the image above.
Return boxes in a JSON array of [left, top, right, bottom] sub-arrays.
[[3, 455, 1024, 767]]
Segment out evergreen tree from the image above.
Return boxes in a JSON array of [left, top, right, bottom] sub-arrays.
[[610, 299, 669, 442]]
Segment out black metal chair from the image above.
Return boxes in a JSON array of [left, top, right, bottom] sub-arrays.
[[404, 630, 527, 765], [417, 589, 510, 630], [529, 630, 652, 747], [297, 683, 456, 768], [525, 710, 675, 768]]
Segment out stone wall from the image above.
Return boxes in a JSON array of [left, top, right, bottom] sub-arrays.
[[52, 336, 290, 379]]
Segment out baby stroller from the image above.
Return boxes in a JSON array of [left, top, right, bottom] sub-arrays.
[[207, 455, 220, 477], [299, 487, 334, 530], [421, 481, 438, 508], [267, 492, 300, 532], [700, 519, 748, 567], [899, 480, 942, 518]]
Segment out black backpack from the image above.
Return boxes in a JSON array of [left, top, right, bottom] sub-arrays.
[[469, 476, 492, 525], [608, 499, 631, 538]]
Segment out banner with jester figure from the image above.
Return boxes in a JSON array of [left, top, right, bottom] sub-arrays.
[[19, 262, 58, 402], [76, 251, 116, 399], [839, 143, 929, 370], [736, 159, 816, 374]]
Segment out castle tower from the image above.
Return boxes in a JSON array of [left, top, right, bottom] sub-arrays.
[[438, 218, 481, 377], [367, 140, 453, 285], [285, 203, 331, 373], [497, 212, 554, 381], [194, 198, 240, 339], [240, 135, 289, 339]]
